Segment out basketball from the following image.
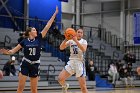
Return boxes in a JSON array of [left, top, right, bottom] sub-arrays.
[[64, 28, 76, 40], [0, 70, 3, 79], [137, 67, 140, 75]]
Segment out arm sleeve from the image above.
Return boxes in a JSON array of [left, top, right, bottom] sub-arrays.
[[83, 39, 88, 45], [19, 39, 25, 47]]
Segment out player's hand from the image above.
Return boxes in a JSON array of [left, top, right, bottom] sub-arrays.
[[55, 6, 59, 14], [0, 48, 9, 55]]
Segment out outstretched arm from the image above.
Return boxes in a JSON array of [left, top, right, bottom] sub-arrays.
[[0, 44, 22, 55], [41, 6, 58, 38]]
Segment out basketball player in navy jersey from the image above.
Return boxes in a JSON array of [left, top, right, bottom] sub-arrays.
[[0, 6, 58, 93]]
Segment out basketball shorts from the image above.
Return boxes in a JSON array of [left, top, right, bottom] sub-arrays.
[[19, 60, 40, 77], [64, 60, 86, 77]]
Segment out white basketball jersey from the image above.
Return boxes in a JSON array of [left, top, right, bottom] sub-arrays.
[[66, 38, 87, 61]]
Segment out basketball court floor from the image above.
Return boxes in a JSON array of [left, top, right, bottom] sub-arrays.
[[0, 88, 140, 93]]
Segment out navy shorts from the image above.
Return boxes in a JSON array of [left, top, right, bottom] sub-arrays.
[[19, 60, 40, 77]]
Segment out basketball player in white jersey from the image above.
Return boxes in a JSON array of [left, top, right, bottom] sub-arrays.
[[58, 28, 88, 93]]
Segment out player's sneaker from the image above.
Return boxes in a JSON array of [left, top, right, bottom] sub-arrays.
[[62, 83, 69, 93]]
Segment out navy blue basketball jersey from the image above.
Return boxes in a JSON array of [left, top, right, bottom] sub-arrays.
[[20, 33, 42, 61]]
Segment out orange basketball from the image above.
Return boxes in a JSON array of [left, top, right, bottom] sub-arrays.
[[64, 28, 76, 40], [137, 67, 140, 75]]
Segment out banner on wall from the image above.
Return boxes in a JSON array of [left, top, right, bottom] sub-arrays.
[[59, 0, 68, 2], [134, 12, 140, 44]]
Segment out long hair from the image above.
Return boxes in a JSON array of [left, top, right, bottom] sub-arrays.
[[24, 27, 33, 37]]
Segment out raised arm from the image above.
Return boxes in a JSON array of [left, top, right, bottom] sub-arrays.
[[41, 6, 58, 38], [0, 44, 22, 55]]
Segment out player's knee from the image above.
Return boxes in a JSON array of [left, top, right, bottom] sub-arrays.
[[58, 76, 62, 82], [80, 85, 87, 92], [80, 84, 87, 89], [81, 87, 87, 93], [58, 75, 65, 83]]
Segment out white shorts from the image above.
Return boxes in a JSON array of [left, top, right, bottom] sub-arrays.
[[64, 60, 86, 77]]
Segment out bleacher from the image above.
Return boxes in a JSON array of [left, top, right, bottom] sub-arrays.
[[0, 36, 95, 90], [0, 16, 140, 90]]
